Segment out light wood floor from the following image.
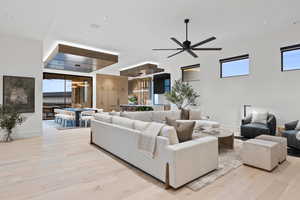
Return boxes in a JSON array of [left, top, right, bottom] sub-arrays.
[[1, 123, 300, 200]]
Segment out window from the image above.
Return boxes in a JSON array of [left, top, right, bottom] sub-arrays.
[[181, 64, 200, 82], [43, 73, 93, 119], [164, 79, 170, 92], [281, 44, 300, 71], [220, 54, 249, 78]]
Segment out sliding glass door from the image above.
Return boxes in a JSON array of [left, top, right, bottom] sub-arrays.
[[43, 73, 92, 119]]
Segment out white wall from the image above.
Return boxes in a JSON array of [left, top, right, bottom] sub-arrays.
[[162, 26, 300, 132], [0, 35, 43, 139]]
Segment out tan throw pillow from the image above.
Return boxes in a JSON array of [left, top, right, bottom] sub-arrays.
[[180, 109, 190, 120], [189, 109, 201, 120], [165, 117, 195, 143]]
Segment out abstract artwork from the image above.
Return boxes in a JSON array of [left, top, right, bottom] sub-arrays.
[[3, 76, 35, 113]]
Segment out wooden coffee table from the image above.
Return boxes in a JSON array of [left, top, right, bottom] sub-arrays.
[[201, 128, 234, 149]]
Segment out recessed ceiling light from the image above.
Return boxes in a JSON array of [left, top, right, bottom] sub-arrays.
[[90, 23, 100, 29]]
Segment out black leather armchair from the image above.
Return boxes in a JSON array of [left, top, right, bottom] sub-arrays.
[[240, 114, 276, 138], [281, 120, 300, 150]]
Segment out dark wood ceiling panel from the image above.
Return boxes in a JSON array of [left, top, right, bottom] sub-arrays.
[[44, 44, 118, 73]]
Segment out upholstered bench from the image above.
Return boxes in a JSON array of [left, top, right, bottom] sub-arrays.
[[256, 135, 287, 164], [241, 139, 279, 171]]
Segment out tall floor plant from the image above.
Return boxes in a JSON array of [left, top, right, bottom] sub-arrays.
[[165, 79, 200, 109]]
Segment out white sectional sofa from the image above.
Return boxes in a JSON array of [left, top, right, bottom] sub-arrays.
[[120, 110, 220, 130], [91, 112, 219, 189]]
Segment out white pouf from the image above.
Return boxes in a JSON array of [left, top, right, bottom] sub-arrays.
[[256, 135, 287, 163], [241, 139, 279, 171]]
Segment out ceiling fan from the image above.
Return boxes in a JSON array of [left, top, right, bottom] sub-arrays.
[[153, 19, 222, 58]]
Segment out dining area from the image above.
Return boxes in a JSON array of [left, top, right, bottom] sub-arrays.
[[53, 108, 102, 128]]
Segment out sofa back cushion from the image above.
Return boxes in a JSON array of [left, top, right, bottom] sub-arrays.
[[152, 111, 166, 123], [112, 116, 134, 129], [94, 113, 112, 123], [165, 110, 181, 120], [152, 110, 181, 122], [121, 111, 153, 122], [134, 120, 150, 131]]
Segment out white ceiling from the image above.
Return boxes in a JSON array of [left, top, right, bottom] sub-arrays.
[[1, 0, 300, 74]]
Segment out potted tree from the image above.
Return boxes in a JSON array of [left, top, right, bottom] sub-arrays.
[[0, 104, 24, 142], [165, 79, 200, 109]]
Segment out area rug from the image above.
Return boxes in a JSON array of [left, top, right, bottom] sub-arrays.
[[186, 139, 243, 191]]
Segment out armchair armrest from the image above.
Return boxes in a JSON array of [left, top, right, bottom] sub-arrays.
[[241, 115, 252, 125], [166, 136, 218, 188], [285, 120, 298, 130], [267, 114, 277, 135]]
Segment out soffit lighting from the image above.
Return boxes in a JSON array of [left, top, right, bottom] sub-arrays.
[[119, 61, 159, 71]]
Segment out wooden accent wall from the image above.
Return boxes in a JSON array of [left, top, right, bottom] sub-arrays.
[[96, 74, 128, 112]]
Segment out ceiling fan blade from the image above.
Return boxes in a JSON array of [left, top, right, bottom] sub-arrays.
[[152, 48, 183, 50], [170, 37, 185, 48], [167, 50, 185, 58], [192, 48, 222, 51], [191, 37, 216, 48], [186, 49, 198, 58]]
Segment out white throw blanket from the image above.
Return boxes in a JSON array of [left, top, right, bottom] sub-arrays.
[[297, 131, 300, 141], [137, 122, 165, 158]]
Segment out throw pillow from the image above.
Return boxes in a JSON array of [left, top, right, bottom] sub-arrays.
[[251, 110, 268, 124], [159, 126, 179, 145], [180, 109, 190, 120], [165, 117, 195, 143], [189, 109, 202, 120]]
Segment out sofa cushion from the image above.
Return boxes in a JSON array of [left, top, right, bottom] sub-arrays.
[[159, 126, 179, 145], [112, 116, 134, 129], [166, 117, 195, 143], [167, 110, 181, 120], [94, 113, 112, 123], [177, 119, 220, 131], [134, 120, 150, 131], [121, 111, 153, 122], [152, 111, 166, 123], [243, 122, 269, 131], [109, 111, 121, 116], [251, 110, 268, 124], [189, 109, 202, 120]]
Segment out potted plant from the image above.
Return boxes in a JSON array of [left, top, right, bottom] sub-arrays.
[[128, 96, 138, 105], [165, 79, 200, 109], [0, 104, 24, 142]]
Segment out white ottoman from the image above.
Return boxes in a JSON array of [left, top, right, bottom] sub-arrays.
[[256, 135, 287, 164], [241, 139, 279, 171]]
